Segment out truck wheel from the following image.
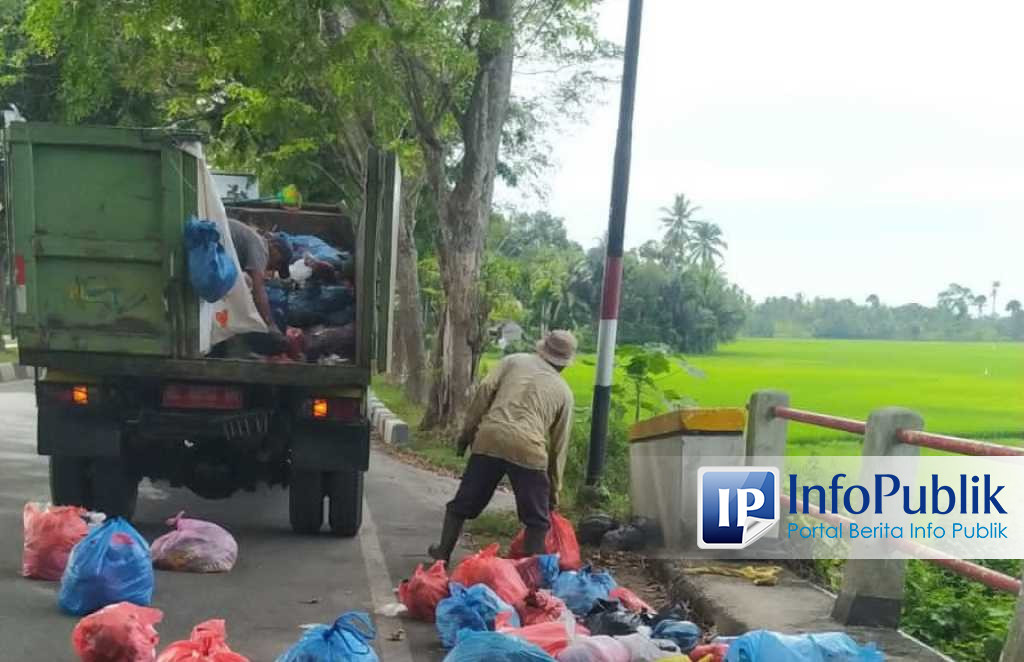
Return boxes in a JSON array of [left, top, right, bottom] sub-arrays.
[[89, 459, 139, 520], [289, 469, 325, 534], [326, 469, 364, 537], [49, 456, 92, 508]]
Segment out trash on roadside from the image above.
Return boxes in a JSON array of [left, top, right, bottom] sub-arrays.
[[518, 590, 569, 626], [577, 513, 619, 546], [683, 565, 781, 587], [600, 517, 662, 552], [276, 611, 379, 662], [551, 565, 617, 616], [557, 635, 632, 662], [59, 518, 154, 616], [151, 512, 238, 573], [157, 619, 249, 662], [450, 543, 530, 607], [509, 513, 582, 571], [514, 554, 561, 591], [375, 602, 408, 617], [398, 560, 449, 622], [646, 602, 694, 628], [585, 599, 643, 636], [614, 633, 682, 661], [722, 630, 883, 662], [651, 620, 701, 654], [688, 643, 728, 662], [388, 628, 406, 642], [609, 587, 654, 615], [435, 582, 520, 649], [442, 629, 556, 661], [22, 502, 89, 581], [72, 601, 163, 662], [186, 218, 239, 303], [495, 610, 589, 657]]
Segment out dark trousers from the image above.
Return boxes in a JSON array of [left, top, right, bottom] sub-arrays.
[[447, 453, 551, 530]]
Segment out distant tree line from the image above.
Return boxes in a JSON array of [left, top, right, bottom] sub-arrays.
[[745, 282, 1024, 341]]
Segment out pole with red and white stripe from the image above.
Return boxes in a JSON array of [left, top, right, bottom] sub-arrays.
[[586, 0, 644, 486]]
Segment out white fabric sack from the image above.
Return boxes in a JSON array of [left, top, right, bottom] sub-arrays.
[[181, 143, 267, 353]]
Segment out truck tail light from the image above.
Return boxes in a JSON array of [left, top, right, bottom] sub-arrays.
[[304, 397, 360, 422], [71, 385, 89, 405], [38, 383, 99, 407], [162, 384, 243, 410]]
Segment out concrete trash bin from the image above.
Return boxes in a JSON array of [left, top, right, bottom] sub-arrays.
[[628, 407, 747, 550]]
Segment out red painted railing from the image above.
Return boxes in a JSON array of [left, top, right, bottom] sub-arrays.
[[771, 405, 1023, 594]]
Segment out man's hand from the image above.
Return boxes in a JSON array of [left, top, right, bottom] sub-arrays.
[[549, 490, 559, 512], [456, 430, 473, 456]]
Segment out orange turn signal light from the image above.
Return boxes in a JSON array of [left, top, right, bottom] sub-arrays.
[[312, 398, 329, 419], [71, 385, 89, 406]]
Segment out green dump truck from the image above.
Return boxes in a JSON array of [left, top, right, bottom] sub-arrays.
[[3, 123, 400, 536]]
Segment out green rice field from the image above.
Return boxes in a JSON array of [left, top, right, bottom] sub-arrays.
[[559, 338, 1024, 449]]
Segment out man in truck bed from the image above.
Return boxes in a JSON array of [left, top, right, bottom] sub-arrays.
[[428, 330, 577, 564], [221, 218, 292, 354]]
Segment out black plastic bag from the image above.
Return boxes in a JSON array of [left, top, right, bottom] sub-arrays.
[[578, 513, 619, 546], [600, 516, 663, 551], [644, 601, 694, 628], [584, 599, 642, 636]]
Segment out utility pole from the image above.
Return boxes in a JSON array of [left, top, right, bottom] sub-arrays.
[[586, 0, 644, 485]]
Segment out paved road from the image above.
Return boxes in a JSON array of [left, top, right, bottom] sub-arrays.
[[0, 379, 511, 661]]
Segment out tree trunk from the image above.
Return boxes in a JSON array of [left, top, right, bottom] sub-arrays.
[[420, 0, 516, 431], [391, 174, 428, 404]]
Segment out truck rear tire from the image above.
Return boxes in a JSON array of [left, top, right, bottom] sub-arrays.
[[289, 469, 325, 534], [50, 456, 91, 508], [326, 469, 364, 537]]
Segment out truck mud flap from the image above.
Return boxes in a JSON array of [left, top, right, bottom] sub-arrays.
[[38, 412, 121, 457], [291, 421, 370, 472]]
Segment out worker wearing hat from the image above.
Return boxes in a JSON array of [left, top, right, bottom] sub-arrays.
[[429, 330, 577, 565]]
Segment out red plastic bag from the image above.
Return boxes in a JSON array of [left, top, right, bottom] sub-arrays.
[[688, 643, 729, 662], [72, 602, 163, 662], [23, 502, 89, 581], [517, 590, 569, 625], [509, 512, 582, 571], [609, 587, 654, 614], [398, 560, 450, 622], [495, 610, 589, 656], [157, 619, 249, 662], [450, 543, 529, 606]]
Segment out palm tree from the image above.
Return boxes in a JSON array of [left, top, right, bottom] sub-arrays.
[[689, 220, 728, 270], [659, 194, 700, 265], [866, 294, 880, 308], [991, 281, 1001, 317], [1007, 300, 1022, 315], [972, 294, 987, 318]]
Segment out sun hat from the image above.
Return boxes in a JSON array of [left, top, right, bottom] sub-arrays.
[[536, 330, 578, 367]]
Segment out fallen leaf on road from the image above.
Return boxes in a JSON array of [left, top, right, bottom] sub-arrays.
[[389, 628, 406, 642]]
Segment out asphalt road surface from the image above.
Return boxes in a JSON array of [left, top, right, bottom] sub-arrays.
[[0, 378, 511, 661]]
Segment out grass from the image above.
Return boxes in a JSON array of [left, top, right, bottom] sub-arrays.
[[0, 349, 15, 364], [558, 338, 1024, 449]]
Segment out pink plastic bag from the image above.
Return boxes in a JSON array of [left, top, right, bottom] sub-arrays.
[[157, 619, 249, 662], [609, 587, 654, 614], [22, 502, 89, 581], [398, 560, 450, 622], [450, 543, 529, 606], [495, 610, 589, 657], [557, 635, 632, 662], [72, 602, 163, 662], [509, 512, 582, 571], [688, 643, 729, 661], [518, 590, 569, 626], [151, 512, 238, 573]]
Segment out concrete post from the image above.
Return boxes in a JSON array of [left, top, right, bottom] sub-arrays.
[[831, 407, 923, 628], [745, 390, 790, 459], [1000, 573, 1024, 661]]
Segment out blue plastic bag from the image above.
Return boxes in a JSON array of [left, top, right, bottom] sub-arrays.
[[724, 630, 884, 661], [442, 629, 555, 662], [551, 565, 617, 616], [278, 232, 351, 270], [185, 217, 238, 302], [436, 582, 521, 648], [537, 555, 561, 589], [651, 619, 701, 653], [276, 611, 379, 662], [58, 517, 154, 616]]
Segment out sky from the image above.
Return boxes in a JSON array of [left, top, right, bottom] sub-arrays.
[[497, 0, 1024, 307]]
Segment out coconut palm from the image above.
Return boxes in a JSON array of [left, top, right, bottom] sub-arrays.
[[972, 294, 987, 318], [689, 220, 728, 270], [991, 280, 1001, 317], [659, 194, 700, 265], [1007, 299, 1022, 315], [866, 294, 880, 308]]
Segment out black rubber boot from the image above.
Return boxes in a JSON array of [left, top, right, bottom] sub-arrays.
[[523, 526, 548, 556], [428, 511, 465, 566]]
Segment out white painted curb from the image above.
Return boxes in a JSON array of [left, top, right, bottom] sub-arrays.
[[366, 388, 410, 447]]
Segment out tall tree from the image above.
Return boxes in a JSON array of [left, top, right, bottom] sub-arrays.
[[688, 220, 727, 270], [972, 294, 987, 318], [938, 283, 973, 319], [659, 193, 700, 265], [1007, 300, 1022, 315], [866, 294, 881, 308], [991, 280, 1001, 317]]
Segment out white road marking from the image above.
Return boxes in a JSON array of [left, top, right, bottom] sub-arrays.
[[360, 500, 416, 662]]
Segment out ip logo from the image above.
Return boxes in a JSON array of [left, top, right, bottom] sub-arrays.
[[698, 467, 779, 549]]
